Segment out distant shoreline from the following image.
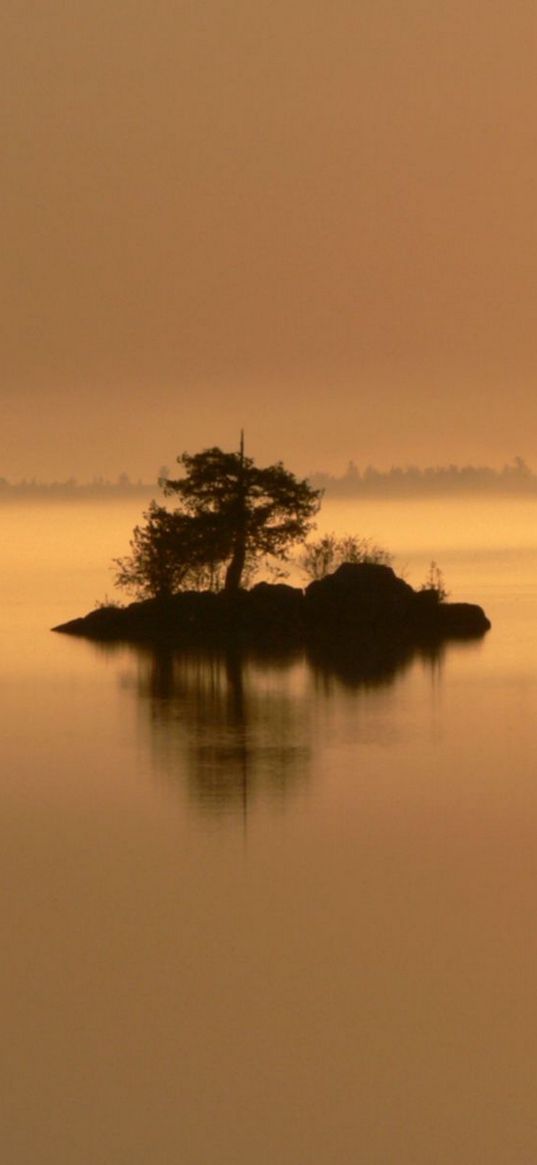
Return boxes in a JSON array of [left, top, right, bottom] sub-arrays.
[[0, 483, 158, 502], [3, 458, 537, 501], [308, 458, 537, 498]]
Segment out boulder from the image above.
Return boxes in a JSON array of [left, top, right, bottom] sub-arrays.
[[305, 562, 416, 637], [434, 602, 491, 637]]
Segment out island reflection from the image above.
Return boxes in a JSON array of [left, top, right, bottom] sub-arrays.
[[133, 646, 311, 815], [92, 634, 454, 817]]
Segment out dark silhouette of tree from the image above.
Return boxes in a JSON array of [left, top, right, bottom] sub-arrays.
[[114, 436, 321, 597], [113, 501, 224, 598]]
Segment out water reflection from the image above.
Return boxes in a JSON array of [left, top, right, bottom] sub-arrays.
[[128, 646, 311, 816], [306, 634, 445, 691], [92, 636, 452, 816]]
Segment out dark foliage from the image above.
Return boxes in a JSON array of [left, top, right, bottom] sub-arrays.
[[116, 439, 322, 598], [113, 501, 224, 598], [299, 532, 392, 580]]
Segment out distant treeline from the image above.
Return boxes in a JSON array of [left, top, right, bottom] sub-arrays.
[[2, 458, 537, 500], [0, 475, 157, 500], [309, 457, 537, 497]]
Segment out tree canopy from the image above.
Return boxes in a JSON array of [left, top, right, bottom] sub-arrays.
[[114, 438, 322, 597]]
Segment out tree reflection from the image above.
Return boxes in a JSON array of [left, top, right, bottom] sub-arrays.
[[132, 646, 311, 816], [95, 636, 448, 816]]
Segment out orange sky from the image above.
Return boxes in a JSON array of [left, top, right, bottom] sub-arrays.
[[3, 1, 536, 478]]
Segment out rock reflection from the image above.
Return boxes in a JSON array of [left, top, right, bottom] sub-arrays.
[[305, 634, 445, 691]]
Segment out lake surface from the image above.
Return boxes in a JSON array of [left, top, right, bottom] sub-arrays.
[[2, 495, 537, 1163]]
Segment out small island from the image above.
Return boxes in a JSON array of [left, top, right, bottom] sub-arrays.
[[53, 440, 491, 656], [54, 560, 490, 647]]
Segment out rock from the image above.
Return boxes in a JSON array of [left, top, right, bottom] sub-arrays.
[[305, 562, 417, 643], [246, 582, 304, 638], [434, 602, 491, 637]]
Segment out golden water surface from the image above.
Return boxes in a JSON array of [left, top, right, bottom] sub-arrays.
[[2, 496, 537, 1163]]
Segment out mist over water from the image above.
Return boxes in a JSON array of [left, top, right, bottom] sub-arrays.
[[2, 495, 537, 1163]]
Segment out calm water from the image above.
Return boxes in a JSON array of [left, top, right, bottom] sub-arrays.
[[2, 496, 537, 1163]]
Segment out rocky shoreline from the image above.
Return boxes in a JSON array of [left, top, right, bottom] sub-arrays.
[[53, 562, 491, 652]]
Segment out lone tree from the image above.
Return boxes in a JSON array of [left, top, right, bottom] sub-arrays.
[[115, 436, 322, 597]]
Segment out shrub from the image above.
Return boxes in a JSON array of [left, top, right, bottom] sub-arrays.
[[299, 533, 393, 581], [419, 561, 448, 603]]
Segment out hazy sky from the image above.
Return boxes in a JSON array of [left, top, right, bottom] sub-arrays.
[[3, 0, 536, 479]]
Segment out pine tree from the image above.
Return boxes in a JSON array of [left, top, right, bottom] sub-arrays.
[[115, 437, 322, 597]]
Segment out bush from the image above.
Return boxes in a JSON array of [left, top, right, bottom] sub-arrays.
[[299, 533, 393, 581], [419, 561, 448, 603]]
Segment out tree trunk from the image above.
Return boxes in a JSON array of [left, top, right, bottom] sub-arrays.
[[224, 430, 247, 592], [224, 534, 246, 592]]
